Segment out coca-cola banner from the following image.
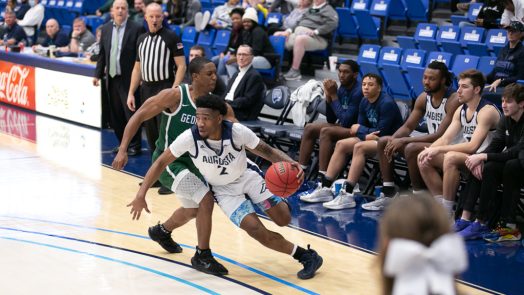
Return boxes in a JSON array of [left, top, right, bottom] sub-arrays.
[[0, 61, 36, 110], [0, 103, 37, 142]]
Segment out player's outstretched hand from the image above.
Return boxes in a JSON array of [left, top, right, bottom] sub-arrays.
[[112, 150, 128, 170], [127, 197, 150, 220], [289, 162, 305, 185]]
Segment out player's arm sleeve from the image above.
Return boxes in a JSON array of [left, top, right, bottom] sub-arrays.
[[234, 123, 260, 149], [169, 130, 195, 157]]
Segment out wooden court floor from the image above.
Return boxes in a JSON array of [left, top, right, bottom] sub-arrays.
[[0, 128, 491, 294]]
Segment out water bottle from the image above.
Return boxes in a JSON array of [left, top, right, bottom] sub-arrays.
[[78, 42, 85, 59], [323, 61, 328, 71]]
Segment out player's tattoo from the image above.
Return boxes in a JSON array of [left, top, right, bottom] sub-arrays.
[[253, 141, 293, 163]]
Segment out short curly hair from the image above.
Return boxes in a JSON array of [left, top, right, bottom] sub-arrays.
[[195, 94, 227, 115]]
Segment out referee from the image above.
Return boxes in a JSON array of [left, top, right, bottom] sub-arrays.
[[127, 2, 186, 156]]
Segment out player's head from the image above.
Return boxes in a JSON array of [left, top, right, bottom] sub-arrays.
[[424, 61, 452, 94], [378, 196, 457, 295], [189, 57, 217, 92], [457, 69, 485, 103], [195, 94, 228, 139], [338, 59, 359, 87], [362, 73, 382, 100], [501, 83, 524, 117]]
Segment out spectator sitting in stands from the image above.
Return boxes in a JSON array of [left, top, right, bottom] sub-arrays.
[[176, 0, 201, 29], [4, 0, 17, 14], [85, 26, 103, 62], [378, 196, 467, 295], [222, 45, 265, 121], [268, 0, 297, 14], [32, 18, 69, 50], [301, 73, 403, 210], [16, 0, 44, 45], [243, 0, 268, 19], [364, 61, 461, 212], [298, 59, 362, 183], [459, 0, 504, 29], [14, 0, 30, 20], [268, 0, 312, 35], [211, 7, 244, 82], [225, 7, 274, 78], [184, 45, 227, 96], [130, 0, 145, 24], [417, 70, 501, 217], [0, 10, 27, 46], [453, 83, 524, 241], [59, 17, 96, 54], [484, 21, 524, 102], [194, 0, 241, 32], [500, 0, 524, 27], [275, 0, 338, 81]]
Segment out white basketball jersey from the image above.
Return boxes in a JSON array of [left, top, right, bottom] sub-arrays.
[[424, 95, 448, 134], [169, 121, 260, 186], [459, 99, 499, 153]]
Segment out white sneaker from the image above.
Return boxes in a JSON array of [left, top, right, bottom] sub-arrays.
[[361, 192, 396, 211], [300, 184, 333, 203], [323, 190, 356, 210]]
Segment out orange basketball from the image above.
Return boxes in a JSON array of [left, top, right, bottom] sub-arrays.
[[265, 161, 303, 198]]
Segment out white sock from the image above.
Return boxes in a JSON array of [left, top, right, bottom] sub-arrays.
[[301, 164, 308, 171], [434, 195, 444, 204], [441, 199, 455, 213], [290, 244, 298, 256], [506, 223, 517, 230], [412, 189, 425, 196], [319, 171, 326, 176], [383, 182, 395, 187]]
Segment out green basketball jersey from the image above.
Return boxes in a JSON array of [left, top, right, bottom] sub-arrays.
[[152, 84, 203, 187]]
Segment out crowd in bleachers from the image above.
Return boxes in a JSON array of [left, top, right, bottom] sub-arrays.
[[2, 0, 524, 282]]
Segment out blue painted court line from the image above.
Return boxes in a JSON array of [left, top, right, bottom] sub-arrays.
[[0, 227, 269, 295], [0, 235, 220, 294], [0, 217, 320, 295]]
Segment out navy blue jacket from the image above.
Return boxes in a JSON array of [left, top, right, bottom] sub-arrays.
[[356, 92, 403, 140], [41, 30, 69, 47], [327, 81, 362, 128]]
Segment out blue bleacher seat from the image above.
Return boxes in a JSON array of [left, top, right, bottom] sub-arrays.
[[196, 29, 217, 58], [485, 29, 507, 57], [354, 9, 381, 41], [414, 23, 439, 52], [467, 2, 484, 22], [400, 48, 426, 70], [370, 0, 390, 30], [169, 24, 182, 36], [257, 36, 285, 80], [265, 12, 283, 27], [388, 0, 407, 21], [451, 54, 480, 78], [437, 25, 462, 55], [351, 0, 370, 13], [427, 51, 453, 67], [405, 0, 429, 22], [380, 47, 412, 99], [357, 44, 381, 76], [335, 8, 359, 42], [477, 56, 496, 76], [61, 24, 72, 36], [397, 36, 418, 50], [406, 65, 425, 96], [212, 29, 231, 56], [401, 49, 426, 97], [181, 26, 198, 57], [460, 26, 486, 56], [81, 15, 105, 33]]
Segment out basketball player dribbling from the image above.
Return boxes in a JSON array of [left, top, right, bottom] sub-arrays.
[[128, 94, 324, 279]]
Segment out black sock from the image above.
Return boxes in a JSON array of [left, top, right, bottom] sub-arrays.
[[196, 246, 211, 256], [382, 185, 396, 198], [159, 223, 172, 234], [293, 246, 307, 260], [342, 181, 354, 193], [321, 176, 334, 188]]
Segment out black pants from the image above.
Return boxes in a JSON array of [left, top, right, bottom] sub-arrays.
[[107, 76, 141, 149], [463, 160, 524, 224], [140, 79, 173, 152]]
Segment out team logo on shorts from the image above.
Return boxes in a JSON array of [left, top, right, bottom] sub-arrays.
[[272, 88, 283, 104]]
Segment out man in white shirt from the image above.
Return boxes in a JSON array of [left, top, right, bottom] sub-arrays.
[[16, 0, 44, 44], [222, 45, 265, 121]]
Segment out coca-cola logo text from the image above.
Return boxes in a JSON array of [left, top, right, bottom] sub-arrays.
[[0, 65, 31, 106]]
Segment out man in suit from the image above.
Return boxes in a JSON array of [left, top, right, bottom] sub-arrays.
[[222, 45, 265, 121], [93, 0, 144, 155]]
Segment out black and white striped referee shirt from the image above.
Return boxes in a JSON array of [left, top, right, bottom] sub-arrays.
[[136, 27, 184, 82]]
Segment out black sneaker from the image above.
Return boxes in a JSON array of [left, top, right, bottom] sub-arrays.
[[297, 245, 323, 280], [158, 186, 174, 195], [148, 223, 183, 253], [191, 247, 228, 276]]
